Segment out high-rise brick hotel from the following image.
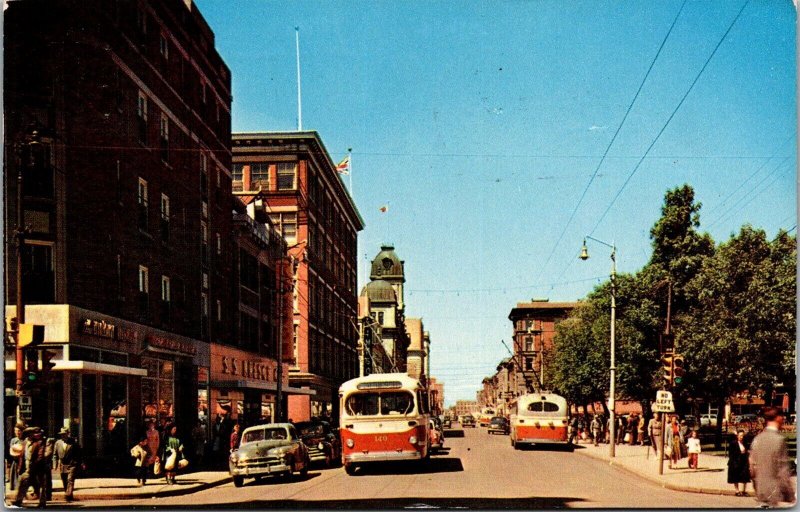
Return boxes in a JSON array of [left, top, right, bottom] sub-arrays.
[[3, 0, 361, 467]]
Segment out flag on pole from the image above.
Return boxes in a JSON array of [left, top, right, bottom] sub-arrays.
[[379, 205, 389, 213], [335, 156, 351, 175]]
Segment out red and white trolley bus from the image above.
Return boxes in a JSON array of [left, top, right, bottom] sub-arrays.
[[510, 393, 571, 449], [339, 373, 431, 475]]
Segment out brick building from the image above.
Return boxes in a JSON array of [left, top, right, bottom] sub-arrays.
[[3, 0, 238, 464], [231, 132, 364, 422], [507, 299, 577, 394]]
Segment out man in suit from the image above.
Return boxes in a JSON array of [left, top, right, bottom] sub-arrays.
[[749, 407, 795, 508]]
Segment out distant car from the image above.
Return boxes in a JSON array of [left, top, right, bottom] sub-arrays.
[[429, 419, 444, 451], [732, 413, 759, 424], [442, 417, 452, 429], [294, 420, 340, 468], [461, 414, 476, 427], [229, 423, 310, 487], [488, 416, 510, 435]]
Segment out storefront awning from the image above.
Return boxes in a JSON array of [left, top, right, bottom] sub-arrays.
[[5, 360, 147, 377], [210, 379, 316, 396]]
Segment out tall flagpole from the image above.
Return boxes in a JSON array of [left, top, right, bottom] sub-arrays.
[[295, 26, 302, 131], [348, 147, 353, 196]]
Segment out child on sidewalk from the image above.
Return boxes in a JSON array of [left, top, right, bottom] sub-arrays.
[[687, 430, 701, 469], [130, 437, 149, 486]]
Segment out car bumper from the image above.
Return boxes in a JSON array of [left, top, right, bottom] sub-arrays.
[[230, 462, 292, 477], [344, 451, 423, 463]]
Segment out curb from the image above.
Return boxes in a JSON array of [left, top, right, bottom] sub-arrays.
[[575, 448, 738, 497], [72, 476, 233, 501]]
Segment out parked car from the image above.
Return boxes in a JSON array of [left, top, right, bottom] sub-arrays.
[[429, 418, 444, 451], [442, 416, 452, 429], [461, 414, 476, 428], [488, 416, 510, 435], [294, 420, 341, 468], [732, 413, 759, 424], [229, 423, 310, 487], [700, 414, 717, 427]]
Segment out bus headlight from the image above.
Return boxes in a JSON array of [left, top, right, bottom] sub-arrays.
[[409, 435, 417, 445], [346, 439, 355, 448]]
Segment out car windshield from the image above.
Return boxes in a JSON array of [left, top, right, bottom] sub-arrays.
[[242, 427, 288, 443], [297, 423, 324, 436], [345, 391, 415, 416]]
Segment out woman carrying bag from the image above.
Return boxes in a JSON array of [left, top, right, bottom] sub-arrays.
[[161, 424, 186, 485]]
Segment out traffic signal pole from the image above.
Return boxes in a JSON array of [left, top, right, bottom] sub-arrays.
[[15, 147, 26, 398]]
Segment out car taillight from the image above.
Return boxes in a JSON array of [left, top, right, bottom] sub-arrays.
[[409, 436, 417, 445], [318, 442, 324, 450], [346, 439, 354, 448]]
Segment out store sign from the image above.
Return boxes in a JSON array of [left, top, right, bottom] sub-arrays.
[[146, 334, 197, 356], [221, 356, 275, 383], [79, 317, 139, 343]]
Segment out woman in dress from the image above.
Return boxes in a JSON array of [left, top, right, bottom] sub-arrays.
[[161, 424, 184, 485], [727, 430, 751, 496]]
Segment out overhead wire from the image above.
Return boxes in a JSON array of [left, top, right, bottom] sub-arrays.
[[588, 0, 752, 237], [533, 0, 688, 286]]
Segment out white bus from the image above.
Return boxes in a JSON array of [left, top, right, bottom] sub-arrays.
[[339, 373, 431, 475], [510, 393, 571, 449]]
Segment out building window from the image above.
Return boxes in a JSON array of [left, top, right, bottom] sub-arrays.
[[201, 221, 208, 266], [202, 201, 208, 219], [135, 7, 147, 36], [138, 265, 149, 316], [161, 275, 171, 324], [159, 33, 169, 59], [22, 242, 55, 304], [200, 151, 209, 196], [137, 178, 148, 231], [216, 299, 222, 322], [524, 336, 533, 352], [160, 193, 169, 242], [159, 113, 169, 161], [202, 272, 208, 290], [216, 233, 222, 255], [137, 91, 148, 144], [201, 292, 209, 337], [268, 212, 297, 244], [201, 80, 207, 104], [276, 163, 296, 190], [524, 357, 534, 371]]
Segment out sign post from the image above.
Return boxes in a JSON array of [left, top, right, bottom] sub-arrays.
[[653, 390, 675, 475]]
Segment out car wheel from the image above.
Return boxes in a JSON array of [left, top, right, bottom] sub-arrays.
[[301, 455, 310, 476], [344, 463, 356, 475], [233, 476, 244, 488]]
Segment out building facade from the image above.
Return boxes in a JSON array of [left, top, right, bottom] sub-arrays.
[[231, 132, 364, 422], [508, 300, 577, 394], [4, 0, 234, 464]]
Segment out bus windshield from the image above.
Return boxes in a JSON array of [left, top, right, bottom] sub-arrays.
[[345, 391, 415, 416], [523, 400, 564, 417]]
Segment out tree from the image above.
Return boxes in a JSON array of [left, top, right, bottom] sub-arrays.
[[679, 226, 796, 446]]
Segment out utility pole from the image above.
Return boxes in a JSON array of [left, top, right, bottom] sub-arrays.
[[658, 280, 672, 476]]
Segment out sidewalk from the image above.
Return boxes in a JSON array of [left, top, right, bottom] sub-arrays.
[[6, 469, 232, 504], [574, 440, 796, 496]]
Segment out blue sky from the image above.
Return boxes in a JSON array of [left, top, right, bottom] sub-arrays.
[[194, 0, 797, 406]]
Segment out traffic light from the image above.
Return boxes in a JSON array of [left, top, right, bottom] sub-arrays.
[[23, 350, 40, 389], [41, 350, 57, 383], [660, 353, 674, 387], [17, 324, 45, 348], [672, 354, 685, 385]]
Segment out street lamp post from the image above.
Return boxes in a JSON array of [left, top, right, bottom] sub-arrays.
[[580, 236, 617, 458]]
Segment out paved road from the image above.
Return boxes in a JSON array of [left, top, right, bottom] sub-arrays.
[[79, 425, 753, 509]]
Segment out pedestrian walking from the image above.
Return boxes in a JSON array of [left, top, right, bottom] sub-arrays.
[[728, 429, 751, 496], [230, 423, 241, 452], [648, 413, 662, 453], [749, 407, 795, 507], [637, 414, 646, 445], [190, 420, 206, 469], [130, 437, 149, 486], [7, 422, 26, 491], [53, 427, 83, 502], [567, 416, 579, 444], [590, 415, 601, 446], [13, 427, 48, 508], [617, 415, 627, 444], [144, 420, 161, 478], [665, 416, 682, 469], [686, 430, 701, 469], [161, 424, 184, 485], [213, 406, 233, 468]]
